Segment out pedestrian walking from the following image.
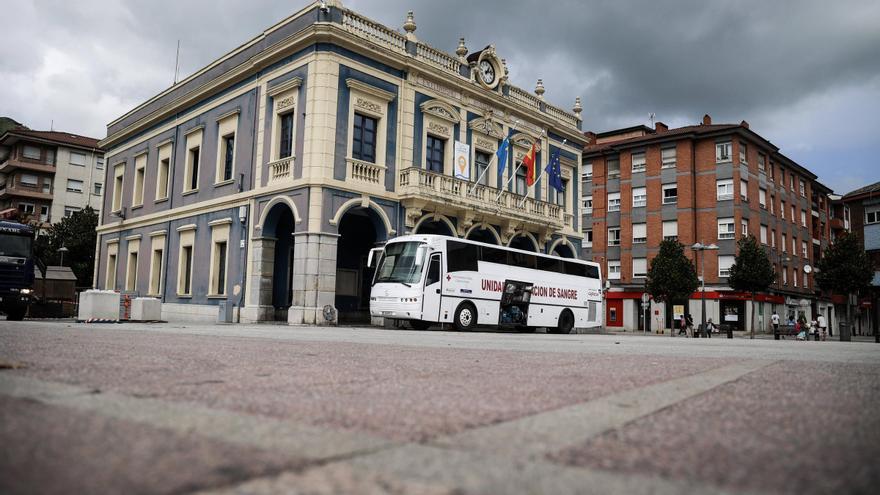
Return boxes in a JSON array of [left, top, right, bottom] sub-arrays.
[[817, 314, 827, 341], [772, 311, 781, 340], [678, 316, 687, 336], [685, 313, 694, 338], [706, 318, 715, 338]]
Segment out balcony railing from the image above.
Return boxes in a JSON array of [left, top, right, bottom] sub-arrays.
[[268, 157, 292, 182], [398, 167, 567, 229], [347, 158, 385, 187]]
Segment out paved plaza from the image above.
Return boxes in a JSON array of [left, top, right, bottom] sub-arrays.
[[1, 320, 878, 494]]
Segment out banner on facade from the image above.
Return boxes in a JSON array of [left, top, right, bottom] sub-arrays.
[[673, 305, 684, 320], [454, 141, 470, 180]]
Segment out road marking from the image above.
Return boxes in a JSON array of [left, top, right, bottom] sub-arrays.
[[432, 359, 774, 460], [0, 374, 393, 462]]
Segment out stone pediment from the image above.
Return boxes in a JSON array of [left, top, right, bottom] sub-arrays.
[[468, 115, 504, 139], [420, 99, 459, 123]]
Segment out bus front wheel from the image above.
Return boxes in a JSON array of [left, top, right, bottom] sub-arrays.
[[453, 302, 477, 331], [553, 310, 574, 334]]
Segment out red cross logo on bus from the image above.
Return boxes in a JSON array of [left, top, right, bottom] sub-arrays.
[[446, 274, 452, 281]]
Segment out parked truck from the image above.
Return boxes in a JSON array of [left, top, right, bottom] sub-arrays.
[[0, 221, 38, 320]]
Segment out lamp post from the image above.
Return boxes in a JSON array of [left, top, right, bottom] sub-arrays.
[[691, 242, 719, 337], [58, 246, 69, 267]]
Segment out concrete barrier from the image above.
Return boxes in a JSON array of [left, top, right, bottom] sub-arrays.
[[77, 290, 121, 322], [131, 298, 162, 321]]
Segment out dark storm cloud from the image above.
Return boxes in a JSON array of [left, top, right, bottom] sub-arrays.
[[1, 0, 878, 192]]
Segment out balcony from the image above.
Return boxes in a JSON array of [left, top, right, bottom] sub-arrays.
[[0, 182, 53, 201], [397, 167, 567, 233], [267, 157, 292, 182], [830, 217, 846, 231], [0, 156, 56, 174]]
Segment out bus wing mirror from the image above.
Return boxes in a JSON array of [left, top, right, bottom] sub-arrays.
[[367, 247, 383, 268]]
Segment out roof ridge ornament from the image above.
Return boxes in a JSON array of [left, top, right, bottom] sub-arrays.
[[573, 97, 583, 119], [535, 79, 545, 100], [403, 11, 417, 42]]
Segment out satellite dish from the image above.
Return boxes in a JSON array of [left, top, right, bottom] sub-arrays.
[[803, 265, 812, 274]]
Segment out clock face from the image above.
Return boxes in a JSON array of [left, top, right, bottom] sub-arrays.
[[479, 60, 496, 85]]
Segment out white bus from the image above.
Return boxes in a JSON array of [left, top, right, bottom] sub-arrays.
[[369, 234, 603, 333]]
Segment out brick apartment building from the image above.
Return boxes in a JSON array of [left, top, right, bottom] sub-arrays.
[[581, 115, 834, 332], [835, 182, 880, 335], [0, 129, 105, 227]]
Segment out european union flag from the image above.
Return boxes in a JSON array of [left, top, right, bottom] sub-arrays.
[[496, 136, 510, 183], [545, 148, 564, 192]]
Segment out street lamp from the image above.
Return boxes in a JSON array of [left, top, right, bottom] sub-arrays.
[[58, 246, 69, 267], [691, 242, 719, 337]]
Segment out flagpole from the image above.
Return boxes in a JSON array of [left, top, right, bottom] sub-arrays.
[[519, 138, 566, 208], [468, 120, 519, 197], [495, 160, 523, 201]]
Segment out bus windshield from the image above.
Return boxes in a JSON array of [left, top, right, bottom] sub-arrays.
[[0, 234, 32, 258], [374, 242, 427, 285]]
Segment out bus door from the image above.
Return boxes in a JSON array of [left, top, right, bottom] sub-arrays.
[[422, 253, 442, 321]]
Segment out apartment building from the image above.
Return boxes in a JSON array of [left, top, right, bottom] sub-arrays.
[[581, 115, 833, 332], [836, 182, 880, 335], [95, 2, 585, 324], [0, 129, 104, 226]]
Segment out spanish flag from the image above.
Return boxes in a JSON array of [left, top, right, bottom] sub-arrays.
[[523, 142, 540, 186]]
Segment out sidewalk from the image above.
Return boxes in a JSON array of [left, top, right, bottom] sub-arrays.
[[603, 329, 878, 342]]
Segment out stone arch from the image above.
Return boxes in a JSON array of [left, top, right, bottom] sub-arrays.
[[413, 213, 457, 237], [258, 195, 302, 236], [548, 237, 578, 258], [507, 232, 540, 252], [329, 196, 396, 238], [464, 223, 501, 245]]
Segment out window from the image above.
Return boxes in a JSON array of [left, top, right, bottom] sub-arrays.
[[426, 135, 445, 173], [801, 210, 807, 227], [790, 175, 795, 191], [662, 183, 678, 204], [475, 151, 491, 185], [741, 219, 749, 236], [769, 195, 775, 214], [352, 113, 377, 163], [791, 205, 796, 222], [792, 236, 797, 256], [582, 162, 593, 181], [768, 162, 774, 181], [741, 180, 749, 202], [716, 142, 732, 162], [803, 272, 809, 289], [607, 158, 620, 178], [214, 241, 228, 295], [447, 241, 480, 272], [661, 147, 676, 168], [64, 206, 81, 217], [782, 233, 788, 252], [608, 260, 621, 279], [515, 168, 527, 196], [632, 223, 647, 244], [42, 178, 51, 194], [582, 195, 593, 214], [279, 112, 294, 159], [793, 267, 798, 287], [719, 255, 735, 278], [633, 258, 647, 278], [94, 183, 102, 195], [662, 220, 677, 241], [632, 187, 646, 208], [608, 227, 621, 246], [106, 252, 117, 290], [717, 179, 734, 200], [187, 146, 200, 191], [69, 151, 86, 166], [739, 142, 747, 164], [631, 152, 646, 173], [39, 205, 49, 223], [782, 267, 788, 285], [758, 188, 767, 209], [149, 236, 164, 297], [126, 242, 139, 292], [867, 210, 880, 224], [20, 174, 38, 186], [556, 179, 567, 207], [220, 134, 235, 182], [718, 217, 735, 240], [799, 180, 806, 197], [133, 153, 146, 206], [780, 201, 786, 220], [96, 156, 104, 169], [22, 145, 41, 160], [802, 241, 808, 258], [758, 153, 766, 172], [760, 224, 768, 244], [771, 229, 776, 248], [608, 192, 621, 212], [156, 142, 171, 201], [66, 179, 83, 193], [585, 229, 593, 248], [18, 202, 35, 214]]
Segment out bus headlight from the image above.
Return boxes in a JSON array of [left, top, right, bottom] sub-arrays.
[[20, 288, 32, 295]]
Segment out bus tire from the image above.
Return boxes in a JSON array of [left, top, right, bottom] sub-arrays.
[[453, 302, 477, 331], [410, 320, 431, 330], [5, 307, 26, 321], [553, 309, 575, 334]]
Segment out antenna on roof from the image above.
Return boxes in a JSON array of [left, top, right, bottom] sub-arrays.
[[649, 112, 655, 127], [173, 40, 181, 85], [50, 119, 54, 131]]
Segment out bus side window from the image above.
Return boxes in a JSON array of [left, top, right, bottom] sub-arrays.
[[426, 255, 441, 286]]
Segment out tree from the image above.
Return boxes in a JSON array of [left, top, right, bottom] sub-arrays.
[[728, 234, 776, 339], [815, 232, 874, 342], [647, 240, 699, 331], [35, 207, 99, 287]]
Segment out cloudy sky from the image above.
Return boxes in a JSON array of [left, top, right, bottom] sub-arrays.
[[2, 0, 878, 193]]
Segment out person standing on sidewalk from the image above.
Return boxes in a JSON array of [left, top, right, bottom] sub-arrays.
[[772, 311, 781, 340], [818, 314, 827, 341]]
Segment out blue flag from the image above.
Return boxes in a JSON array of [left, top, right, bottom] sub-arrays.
[[495, 136, 510, 183], [545, 148, 564, 192]]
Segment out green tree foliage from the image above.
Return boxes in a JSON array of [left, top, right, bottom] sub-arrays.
[[35, 207, 98, 287], [647, 240, 699, 303], [815, 231, 873, 295], [728, 234, 776, 338]]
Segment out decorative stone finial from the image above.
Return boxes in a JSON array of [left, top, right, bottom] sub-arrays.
[[573, 97, 583, 119], [500, 58, 509, 85], [535, 79, 545, 100], [456, 37, 468, 61], [403, 11, 417, 41]]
